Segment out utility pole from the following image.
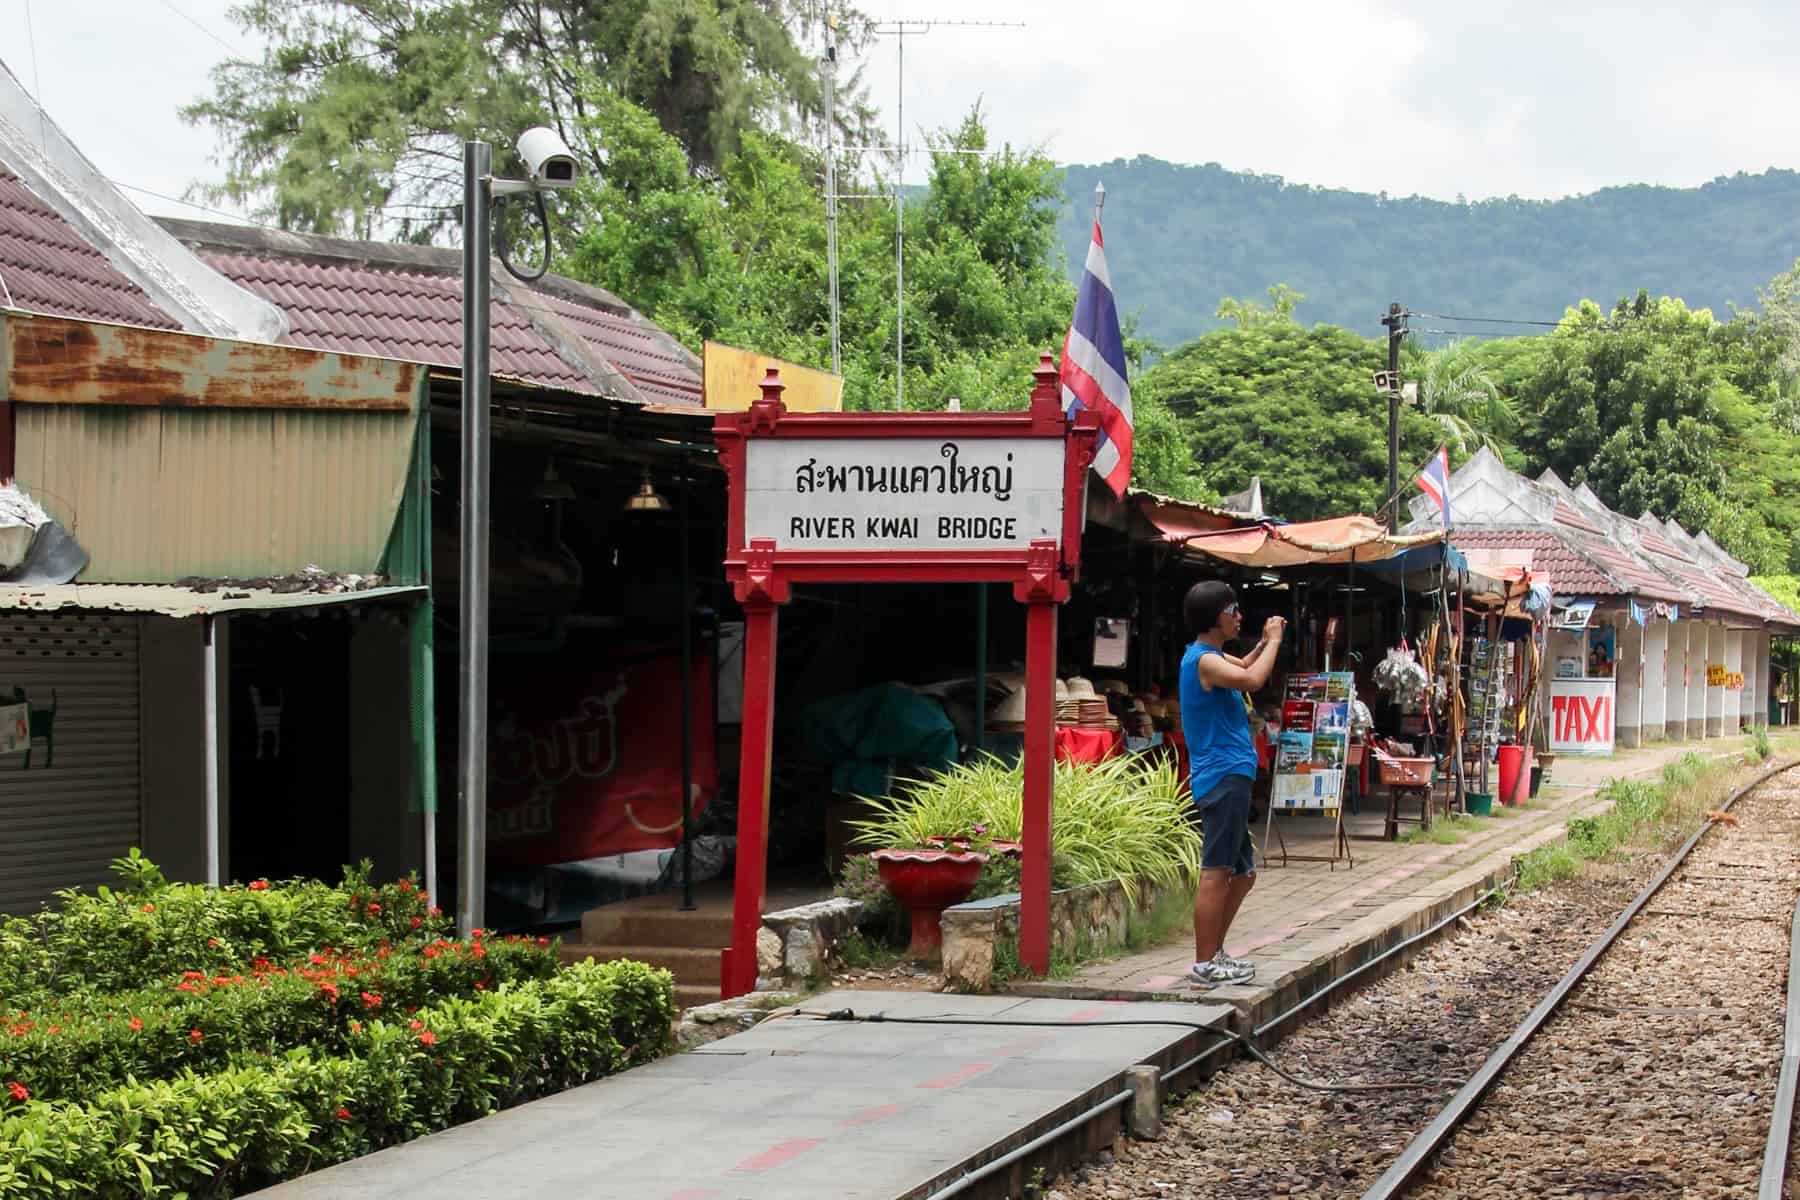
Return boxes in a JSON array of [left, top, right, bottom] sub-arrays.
[[1382, 301, 1405, 532], [458, 140, 494, 939], [821, 14, 842, 376]]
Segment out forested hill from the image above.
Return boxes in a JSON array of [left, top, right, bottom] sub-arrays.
[[1058, 158, 1800, 347]]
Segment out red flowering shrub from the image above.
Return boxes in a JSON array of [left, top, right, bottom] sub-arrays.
[[0, 932, 559, 1103], [0, 961, 675, 1196], [0, 854, 452, 1004]]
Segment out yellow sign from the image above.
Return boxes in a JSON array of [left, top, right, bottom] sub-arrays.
[[703, 342, 843, 413], [1706, 664, 1746, 690]]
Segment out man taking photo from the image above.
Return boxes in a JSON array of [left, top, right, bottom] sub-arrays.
[[1179, 580, 1284, 987]]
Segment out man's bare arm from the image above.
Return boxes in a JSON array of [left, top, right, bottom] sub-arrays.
[[1199, 619, 1285, 691]]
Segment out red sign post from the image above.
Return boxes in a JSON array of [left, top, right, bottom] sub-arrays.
[[714, 355, 1098, 998]]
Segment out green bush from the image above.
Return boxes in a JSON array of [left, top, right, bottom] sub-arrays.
[[0, 933, 559, 1103], [848, 754, 1202, 902], [0, 853, 451, 1005], [0, 960, 675, 1198]]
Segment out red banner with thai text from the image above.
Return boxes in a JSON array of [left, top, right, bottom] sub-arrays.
[[483, 649, 716, 870]]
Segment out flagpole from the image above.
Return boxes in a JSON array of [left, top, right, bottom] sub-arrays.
[[1094, 180, 1105, 225]]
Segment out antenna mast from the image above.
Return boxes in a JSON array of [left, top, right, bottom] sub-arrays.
[[870, 16, 1025, 411]]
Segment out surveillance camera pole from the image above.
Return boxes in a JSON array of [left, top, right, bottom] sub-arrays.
[[458, 139, 493, 939]]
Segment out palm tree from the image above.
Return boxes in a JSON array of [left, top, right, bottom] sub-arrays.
[[1415, 342, 1517, 456]]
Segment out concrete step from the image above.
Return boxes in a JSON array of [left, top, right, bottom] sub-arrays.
[[579, 907, 733, 949], [558, 942, 723, 986], [674, 983, 721, 1011]]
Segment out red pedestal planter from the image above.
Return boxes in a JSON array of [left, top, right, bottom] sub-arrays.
[[872, 848, 989, 959]]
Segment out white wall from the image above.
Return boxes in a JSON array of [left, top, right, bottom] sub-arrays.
[[1644, 619, 1668, 737], [1706, 624, 1727, 736], [1753, 631, 1771, 728], [1616, 619, 1643, 747], [1725, 630, 1745, 732], [1686, 622, 1707, 738]]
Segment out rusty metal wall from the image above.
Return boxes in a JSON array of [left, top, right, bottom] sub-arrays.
[[13, 405, 417, 582]]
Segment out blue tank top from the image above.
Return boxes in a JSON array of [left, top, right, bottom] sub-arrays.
[[1179, 641, 1258, 800]]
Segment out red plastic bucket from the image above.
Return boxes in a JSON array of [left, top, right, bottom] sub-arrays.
[[1497, 745, 1531, 806]]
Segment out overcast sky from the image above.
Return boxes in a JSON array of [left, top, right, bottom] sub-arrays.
[[9, 0, 1800, 221]]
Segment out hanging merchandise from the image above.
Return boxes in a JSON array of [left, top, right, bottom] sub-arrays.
[[1374, 645, 1429, 710]]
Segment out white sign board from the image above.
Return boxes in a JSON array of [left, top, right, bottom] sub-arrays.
[[1550, 677, 1615, 756], [0, 704, 28, 755], [744, 438, 1065, 552]]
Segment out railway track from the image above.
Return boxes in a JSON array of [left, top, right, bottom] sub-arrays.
[[1053, 756, 1800, 1200], [1364, 759, 1800, 1199]]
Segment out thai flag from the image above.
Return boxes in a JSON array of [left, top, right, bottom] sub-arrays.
[[1416, 445, 1451, 528], [1060, 220, 1133, 498]]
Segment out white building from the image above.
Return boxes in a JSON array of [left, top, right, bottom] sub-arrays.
[[1406, 448, 1798, 756]]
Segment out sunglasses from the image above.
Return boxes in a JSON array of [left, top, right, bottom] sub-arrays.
[[1222, 602, 1240, 617]]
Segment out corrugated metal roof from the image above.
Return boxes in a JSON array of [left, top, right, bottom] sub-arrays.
[[0, 583, 426, 617], [0, 165, 183, 330], [157, 218, 704, 407], [13, 404, 418, 583]]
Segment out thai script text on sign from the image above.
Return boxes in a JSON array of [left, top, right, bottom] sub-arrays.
[[1705, 663, 1745, 690], [745, 438, 1065, 552]]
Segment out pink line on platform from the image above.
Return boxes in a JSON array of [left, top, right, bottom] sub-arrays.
[[917, 1062, 994, 1089], [733, 1139, 825, 1172], [839, 1103, 908, 1128], [1065, 1007, 1108, 1022]]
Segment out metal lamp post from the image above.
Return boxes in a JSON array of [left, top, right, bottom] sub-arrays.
[[456, 130, 582, 940]]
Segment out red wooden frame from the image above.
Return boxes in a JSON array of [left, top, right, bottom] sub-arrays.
[[714, 354, 1098, 998]]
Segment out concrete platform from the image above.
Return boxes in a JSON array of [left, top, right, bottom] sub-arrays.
[[1013, 737, 1762, 1036], [255, 991, 1233, 1200]]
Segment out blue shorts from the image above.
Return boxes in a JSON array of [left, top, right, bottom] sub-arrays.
[[1192, 774, 1256, 876]]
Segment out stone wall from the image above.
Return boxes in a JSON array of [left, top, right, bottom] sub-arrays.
[[939, 876, 1181, 992], [754, 897, 862, 992]]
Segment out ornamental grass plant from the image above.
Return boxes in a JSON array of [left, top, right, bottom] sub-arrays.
[[847, 754, 1202, 904]]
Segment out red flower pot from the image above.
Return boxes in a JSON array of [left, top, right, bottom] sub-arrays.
[[872, 848, 989, 959]]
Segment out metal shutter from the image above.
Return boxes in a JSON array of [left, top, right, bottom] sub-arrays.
[[0, 613, 140, 915]]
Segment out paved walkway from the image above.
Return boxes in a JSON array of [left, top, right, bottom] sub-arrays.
[[1013, 736, 1759, 1020], [257, 991, 1232, 1200]]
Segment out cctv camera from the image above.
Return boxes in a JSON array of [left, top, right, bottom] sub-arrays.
[[516, 126, 580, 189]]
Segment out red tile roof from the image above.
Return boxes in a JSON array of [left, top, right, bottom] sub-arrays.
[[1451, 528, 1629, 598], [160, 219, 702, 407], [0, 165, 181, 330], [1563, 529, 1688, 602], [195, 245, 596, 392]]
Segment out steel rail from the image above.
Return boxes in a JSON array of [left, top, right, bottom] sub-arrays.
[[1760, 890, 1800, 1199], [1360, 757, 1800, 1200]]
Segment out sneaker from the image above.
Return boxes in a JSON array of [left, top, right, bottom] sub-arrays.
[[1187, 958, 1254, 987], [1213, 949, 1256, 977]]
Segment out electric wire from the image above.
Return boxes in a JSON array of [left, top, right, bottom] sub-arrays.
[[789, 1008, 1451, 1094], [495, 190, 553, 283]]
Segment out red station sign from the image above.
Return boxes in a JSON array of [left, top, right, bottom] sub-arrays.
[[714, 355, 1099, 998]]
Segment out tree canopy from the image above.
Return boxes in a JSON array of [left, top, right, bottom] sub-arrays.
[[562, 93, 1074, 412], [186, 0, 877, 236]]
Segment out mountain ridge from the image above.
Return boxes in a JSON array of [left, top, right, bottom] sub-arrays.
[[1056, 157, 1800, 347]]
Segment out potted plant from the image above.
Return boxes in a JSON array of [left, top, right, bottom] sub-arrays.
[[869, 837, 990, 959]]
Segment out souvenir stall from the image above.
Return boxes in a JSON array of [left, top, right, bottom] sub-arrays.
[[1171, 516, 1463, 862]]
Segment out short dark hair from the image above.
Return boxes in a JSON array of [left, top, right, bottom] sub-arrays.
[[1183, 580, 1236, 639]]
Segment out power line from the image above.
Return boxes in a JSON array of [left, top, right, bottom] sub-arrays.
[[110, 180, 459, 230], [154, 0, 246, 57], [1407, 311, 1563, 328]]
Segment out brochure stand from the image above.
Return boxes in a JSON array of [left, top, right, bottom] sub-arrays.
[[1262, 671, 1355, 870]]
